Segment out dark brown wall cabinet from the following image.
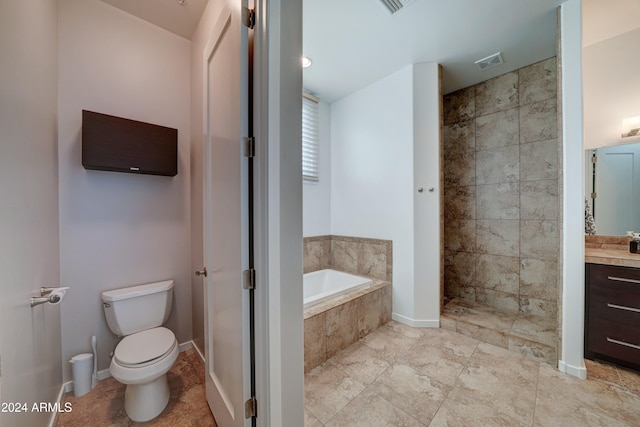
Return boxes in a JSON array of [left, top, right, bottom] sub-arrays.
[[585, 263, 640, 371], [82, 110, 177, 176]]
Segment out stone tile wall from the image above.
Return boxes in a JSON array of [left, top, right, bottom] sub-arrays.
[[443, 57, 559, 319], [303, 235, 393, 281]]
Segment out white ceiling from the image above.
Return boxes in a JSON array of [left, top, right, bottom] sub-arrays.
[[99, 0, 208, 40], [304, 0, 566, 102], [96, 0, 639, 104]]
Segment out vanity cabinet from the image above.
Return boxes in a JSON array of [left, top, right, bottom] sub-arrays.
[[585, 263, 640, 370]]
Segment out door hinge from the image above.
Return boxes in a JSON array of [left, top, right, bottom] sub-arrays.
[[242, 7, 255, 29], [592, 153, 597, 163], [244, 396, 257, 418], [243, 268, 256, 290], [591, 192, 597, 199], [242, 137, 255, 158]]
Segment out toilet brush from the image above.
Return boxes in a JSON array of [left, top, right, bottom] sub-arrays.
[[91, 335, 98, 389]]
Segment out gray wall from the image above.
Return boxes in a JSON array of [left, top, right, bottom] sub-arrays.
[[443, 57, 559, 319], [58, 0, 192, 382]]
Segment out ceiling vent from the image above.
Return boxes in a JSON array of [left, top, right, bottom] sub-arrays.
[[378, 0, 414, 15], [475, 52, 504, 71]]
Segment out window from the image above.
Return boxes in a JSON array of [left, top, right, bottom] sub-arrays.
[[302, 93, 319, 182]]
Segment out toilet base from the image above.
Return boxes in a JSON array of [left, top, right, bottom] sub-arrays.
[[124, 374, 170, 422]]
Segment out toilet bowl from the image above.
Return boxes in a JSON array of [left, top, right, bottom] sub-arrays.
[[102, 280, 177, 422], [110, 327, 178, 421]]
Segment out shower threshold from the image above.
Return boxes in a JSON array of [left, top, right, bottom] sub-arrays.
[[442, 298, 557, 366]]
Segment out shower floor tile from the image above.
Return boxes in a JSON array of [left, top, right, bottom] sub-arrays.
[[55, 349, 216, 427], [305, 320, 640, 426]]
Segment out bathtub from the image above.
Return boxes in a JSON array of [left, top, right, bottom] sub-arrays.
[[303, 269, 373, 308]]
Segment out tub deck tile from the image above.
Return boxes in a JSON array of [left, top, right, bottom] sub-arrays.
[[304, 280, 389, 320]]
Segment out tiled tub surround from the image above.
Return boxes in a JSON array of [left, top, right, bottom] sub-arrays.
[[443, 57, 560, 320], [303, 235, 393, 372], [303, 235, 393, 281], [304, 280, 392, 373]]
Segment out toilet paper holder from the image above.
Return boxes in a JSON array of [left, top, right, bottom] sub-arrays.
[[30, 287, 70, 307]]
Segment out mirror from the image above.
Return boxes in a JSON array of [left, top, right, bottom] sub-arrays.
[[585, 140, 640, 236]]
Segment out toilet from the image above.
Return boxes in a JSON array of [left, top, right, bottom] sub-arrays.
[[101, 280, 178, 422]]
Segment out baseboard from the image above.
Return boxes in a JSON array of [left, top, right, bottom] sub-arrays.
[[47, 381, 67, 427], [558, 359, 587, 379], [97, 368, 111, 381], [191, 340, 205, 366], [178, 340, 193, 353], [392, 313, 440, 328]]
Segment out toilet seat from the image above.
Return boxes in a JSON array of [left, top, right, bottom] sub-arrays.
[[114, 327, 176, 368]]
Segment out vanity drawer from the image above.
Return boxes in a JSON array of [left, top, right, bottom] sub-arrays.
[[589, 287, 640, 324], [588, 264, 640, 291], [587, 318, 640, 367]]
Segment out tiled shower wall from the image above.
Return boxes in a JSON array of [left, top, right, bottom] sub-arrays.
[[443, 57, 559, 319]]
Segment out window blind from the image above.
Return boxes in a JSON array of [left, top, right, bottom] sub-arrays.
[[302, 93, 319, 182]]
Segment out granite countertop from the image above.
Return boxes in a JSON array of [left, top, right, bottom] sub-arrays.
[[585, 247, 640, 269]]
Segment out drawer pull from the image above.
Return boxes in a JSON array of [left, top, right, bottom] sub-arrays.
[[607, 303, 640, 313], [607, 337, 640, 350], [607, 276, 640, 285]]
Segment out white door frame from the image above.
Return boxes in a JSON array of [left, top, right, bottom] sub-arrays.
[[252, 0, 305, 425]]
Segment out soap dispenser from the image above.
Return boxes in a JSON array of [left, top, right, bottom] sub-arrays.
[[631, 233, 640, 254]]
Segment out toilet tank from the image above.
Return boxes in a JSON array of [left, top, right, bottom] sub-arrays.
[[102, 280, 174, 336]]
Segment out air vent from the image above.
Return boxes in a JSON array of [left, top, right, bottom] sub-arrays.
[[378, 0, 414, 15], [475, 52, 504, 71]]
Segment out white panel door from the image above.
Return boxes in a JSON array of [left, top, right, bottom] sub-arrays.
[[202, 2, 250, 427], [0, 2, 62, 427]]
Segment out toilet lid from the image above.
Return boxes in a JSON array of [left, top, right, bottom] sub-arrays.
[[114, 327, 176, 367]]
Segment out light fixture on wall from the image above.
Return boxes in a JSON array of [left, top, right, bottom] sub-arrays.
[[622, 116, 640, 138], [302, 56, 313, 68]]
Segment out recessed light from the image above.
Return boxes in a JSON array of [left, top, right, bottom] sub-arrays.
[[302, 56, 313, 68]]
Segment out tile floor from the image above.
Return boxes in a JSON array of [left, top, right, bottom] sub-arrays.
[[304, 321, 640, 426], [56, 349, 217, 427], [52, 325, 640, 426]]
